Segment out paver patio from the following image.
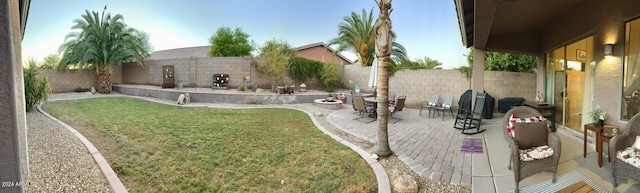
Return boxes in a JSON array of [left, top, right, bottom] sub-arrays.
[[327, 106, 640, 192]]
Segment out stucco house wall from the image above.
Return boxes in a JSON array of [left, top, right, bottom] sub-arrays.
[[538, 1, 640, 127]]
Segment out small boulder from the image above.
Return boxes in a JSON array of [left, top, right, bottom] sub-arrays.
[[184, 93, 190, 104], [393, 175, 418, 193], [177, 94, 185, 105], [90, 87, 96, 94]]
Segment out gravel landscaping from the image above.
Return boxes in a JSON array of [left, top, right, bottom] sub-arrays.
[[27, 92, 471, 192], [25, 111, 111, 192]]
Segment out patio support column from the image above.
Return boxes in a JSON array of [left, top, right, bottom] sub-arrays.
[[0, 0, 29, 192], [536, 54, 545, 99], [471, 47, 485, 105]]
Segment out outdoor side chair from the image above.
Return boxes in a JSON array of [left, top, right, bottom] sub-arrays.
[[434, 96, 455, 120], [420, 94, 440, 117], [352, 96, 375, 123], [389, 96, 406, 123]]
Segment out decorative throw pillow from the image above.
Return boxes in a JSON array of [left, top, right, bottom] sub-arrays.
[[506, 115, 548, 137], [634, 136, 640, 150], [513, 121, 548, 149]]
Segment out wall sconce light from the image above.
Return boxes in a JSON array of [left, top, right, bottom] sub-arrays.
[[604, 44, 614, 58]]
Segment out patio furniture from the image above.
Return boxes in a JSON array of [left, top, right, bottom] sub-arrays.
[[434, 96, 455, 121], [353, 96, 375, 123], [389, 95, 406, 120], [498, 97, 525, 113], [454, 92, 486, 135], [503, 106, 561, 193], [611, 112, 640, 187], [420, 94, 440, 117]]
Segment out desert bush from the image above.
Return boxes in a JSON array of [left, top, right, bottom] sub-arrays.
[[24, 60, 51, 112], [320, 63, 341, 92]]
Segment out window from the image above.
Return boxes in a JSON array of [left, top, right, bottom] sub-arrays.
[[622, 18, 640, 120]]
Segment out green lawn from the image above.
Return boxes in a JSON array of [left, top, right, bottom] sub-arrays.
[[44, 97, 375, 192]]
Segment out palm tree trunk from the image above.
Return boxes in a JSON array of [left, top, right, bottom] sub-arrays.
[[97, 65, 113, 94], [374, 0, 393, 157]]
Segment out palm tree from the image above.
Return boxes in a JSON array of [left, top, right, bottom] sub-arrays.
[[329, 8, 408, 67], [373, 0, 393, 157], [58, 6, 151, 93]]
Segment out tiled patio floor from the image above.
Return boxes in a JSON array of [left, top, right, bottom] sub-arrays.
[[327, 107, 640, 193]]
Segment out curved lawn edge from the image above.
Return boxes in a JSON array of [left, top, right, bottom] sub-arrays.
[[43, 95, 391, 193], [36, 105, 129, 193]]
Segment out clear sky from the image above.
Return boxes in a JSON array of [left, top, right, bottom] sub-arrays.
[[22, 0, 469, 69]]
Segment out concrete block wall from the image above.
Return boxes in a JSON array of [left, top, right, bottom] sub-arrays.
[[342, 65, 537, 109], [343, 65, 373, 92], [389, 69, 470, 108], [484, 71, 537, 103], [120, 56, 345, 91], [122, 62, 151, 84], [46, 57, 537, 110], [42, 64, 123, 93], [43, 69, 98, 93]]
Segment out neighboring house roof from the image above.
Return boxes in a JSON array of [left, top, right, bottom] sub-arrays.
[[294, 42, 353, 64], [149, 46, 210, 60]]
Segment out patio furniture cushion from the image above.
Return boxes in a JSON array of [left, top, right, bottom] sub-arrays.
[[513, 121, 548, 149], [519, 145, 554, 162], [634, 136, 640, 150], [506, 115, 548, 137], [617, 146, 640, 168]]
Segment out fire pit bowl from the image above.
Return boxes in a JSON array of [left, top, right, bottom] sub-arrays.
[[313, 98, 343, 109]]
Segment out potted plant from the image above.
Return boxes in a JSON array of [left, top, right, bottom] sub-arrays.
[[589, 106, 607, 126]]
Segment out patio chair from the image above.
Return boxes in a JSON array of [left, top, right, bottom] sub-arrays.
[[389, 96, 406, 121], [434, 96, 455, 121], [453, 92, 486, 135], [503, 106, 561, 193], [352, 96, 375, 123], [420, 94, 440, 117], [611, 112, 640, 187]]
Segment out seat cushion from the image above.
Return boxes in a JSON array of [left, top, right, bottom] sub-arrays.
[[513, 121, 549, 149], [617, 147, 640, 168], [520, 145, 554, 161], [507, 115, 548, 137]]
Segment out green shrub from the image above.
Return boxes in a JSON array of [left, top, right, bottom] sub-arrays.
[[288, 57, 323, 83], [320, 63, 341, 92], [24, 59, 51, 112]]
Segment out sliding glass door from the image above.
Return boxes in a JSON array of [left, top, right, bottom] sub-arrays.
[[546, 37, 594, 133]]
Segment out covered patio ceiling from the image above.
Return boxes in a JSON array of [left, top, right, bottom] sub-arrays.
[[454, 0, 584, 55]]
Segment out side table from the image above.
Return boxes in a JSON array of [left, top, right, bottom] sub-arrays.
[[583, 123, 619, 167]]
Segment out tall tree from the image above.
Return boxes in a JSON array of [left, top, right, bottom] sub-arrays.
[[374, 0, 393, 157], [416, 57, 443, 69], [208, 26, 255, 57], [329, 8, 408, 67], [40, 54, 60, 69], [58, 6, 151, 93], [255, 39, 297, 90], [465, 49, 537, 72]]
